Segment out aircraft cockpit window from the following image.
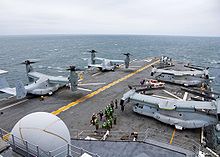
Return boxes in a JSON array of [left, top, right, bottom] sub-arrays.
[[135, 103, 143, 108]]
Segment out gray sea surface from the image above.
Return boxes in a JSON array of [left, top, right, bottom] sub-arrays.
[[0, 35, 220, 97]]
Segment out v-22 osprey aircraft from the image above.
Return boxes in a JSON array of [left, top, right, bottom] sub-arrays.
[[120, 89, 220, 130], [151, 65, 211, 86], [0, 60, 80, 99], [87, 50, 131, 71]]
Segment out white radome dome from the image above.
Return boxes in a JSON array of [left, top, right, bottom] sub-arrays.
[[10, 112, 71, 154]]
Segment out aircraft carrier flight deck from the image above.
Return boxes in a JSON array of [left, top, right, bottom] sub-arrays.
[[0, 57, 217, 156]]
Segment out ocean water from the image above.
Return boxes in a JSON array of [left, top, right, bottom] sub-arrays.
[[0, 35, 220, 96]]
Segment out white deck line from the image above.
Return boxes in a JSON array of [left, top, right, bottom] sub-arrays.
[[92, 72, 102, 77], [79, 82, 106, 86], [77, 87, 92, 92], [0, 99, 28, 111], [163, 90, 182, 100], [152, 94, 173, 99]]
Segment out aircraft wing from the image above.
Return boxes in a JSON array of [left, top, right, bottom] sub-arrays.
[[27, 72, 47, 80], [122, 90, 217, 110], [173, 70, 204, 76], [28, 72, 69, 84], [155, 69, 182, 76], [48, 76, 69, 84], [0, 87, 16, 96], [155, 69, 204, 76], [88, 64, 103, 68], [109, 60, 124, 63], [94, 57, 105, 61], [0, 75, 16, 96]]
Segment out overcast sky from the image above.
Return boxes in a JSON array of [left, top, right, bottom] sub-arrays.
[[0, 0, 219, 36]]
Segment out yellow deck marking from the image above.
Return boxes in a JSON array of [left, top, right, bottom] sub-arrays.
[[52, 59, 159, 115], [2, 133, 11, 141], [170, 128, 176, 144]]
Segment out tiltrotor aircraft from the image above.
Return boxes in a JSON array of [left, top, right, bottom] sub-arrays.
[[0, 60, 97, 99], [87, 50, 131, 71], [120, 88, 220, 130], [151, 65, 211, 86]]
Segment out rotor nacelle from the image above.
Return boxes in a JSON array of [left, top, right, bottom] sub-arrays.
[[88, 50, 97, 53], [123, 53, 131, 68], [123, 53, 131, 56], [88, 50, 98, 64], [67, 66, 76, 71], [22, 60, 38, 65], [66, 65, 84, 92], [22, 59, 39, 80]]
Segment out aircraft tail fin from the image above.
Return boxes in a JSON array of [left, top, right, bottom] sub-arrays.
[[21, 60, 35, 82], [21, 60, 35, 73], [0, 77, 9, 89], [15, 80, 27, 99], [67, 66, 78, 92]]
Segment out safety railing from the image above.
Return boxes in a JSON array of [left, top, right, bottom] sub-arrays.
[[0, 128, 51, 156], [0, 128, 100, 157], [49, 143, 99, 157], [70, 128, 201, 155], [143, 128, 201, 154]]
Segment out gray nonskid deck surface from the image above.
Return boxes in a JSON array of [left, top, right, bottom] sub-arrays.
[[71, 139, 193, 157], [0, 148, 22, 157], [0, 58, 203, 156], [0, 58, 153, 131], [61, 60, 200, 144]]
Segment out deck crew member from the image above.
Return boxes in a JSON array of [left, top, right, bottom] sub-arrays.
[[107, 120, 111, 130], [109, 107, 113, 117], [91, 113, 97, 125], [99, 110, 104, 121], [113, 114, 117, 125], [109, 117, 113, 128], [115, 99, 118, 109], [102, 122, 107, 129], [110, 100, 114, 112], [40, 96, 45, 101], [140, 79, 145, 86], [95, 118, 99, 130], [120, 103, 125, 112]]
